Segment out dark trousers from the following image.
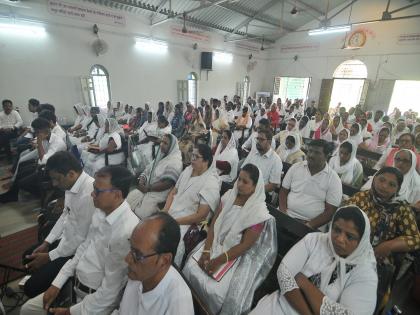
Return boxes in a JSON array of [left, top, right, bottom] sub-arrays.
[[22, 240, 72, 298], [0, 129, 18, 158]]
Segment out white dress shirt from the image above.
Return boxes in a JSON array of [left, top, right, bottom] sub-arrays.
[[242, 148, 283, 185], [38, 133, 67, 165], [0, 110, 23, 129], [112, 266, 194, 315], [45, 172, 96, 261], [52, 124, 67, 141], [52, 201, 140, 315], [282, 161, 342, 221]]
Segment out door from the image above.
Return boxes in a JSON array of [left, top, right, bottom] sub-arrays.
[[318, 79, 334, 114]]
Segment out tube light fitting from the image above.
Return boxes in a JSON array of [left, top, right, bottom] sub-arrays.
[[135, 38, 168, 54], [0, 22, 46, 38], [214, 51, 233, 63], [308, 25, 351, 36]]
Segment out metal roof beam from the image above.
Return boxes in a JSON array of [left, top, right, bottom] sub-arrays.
[[152, 0, 230, 27], [149, 0, 169, 22], [90, 0, 275, 42], [327, 0, 359, 21], [389, 0, 420, 14], [213, 0, 293, 31], [225, 0, 280, 39]]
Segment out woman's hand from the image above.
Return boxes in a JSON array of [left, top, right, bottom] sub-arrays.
[[295, 272, 308, 288], [198, 252, 210, 271], [205, 256, 224, 275]]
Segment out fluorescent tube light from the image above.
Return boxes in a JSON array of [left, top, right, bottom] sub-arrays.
[[214, 51, 233, 63], [308, 25, 351, 36], [135, 38, 168, 54], [0, 22, 46, 38]]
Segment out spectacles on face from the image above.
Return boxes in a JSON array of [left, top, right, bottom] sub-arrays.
[[130, 247, 160, 263], [191, 153, 203, 161], [394, 156, 411, 164], [92, 186, 118, 196]]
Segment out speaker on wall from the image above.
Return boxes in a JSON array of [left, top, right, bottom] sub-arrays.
[[201, 52, 213, 70]]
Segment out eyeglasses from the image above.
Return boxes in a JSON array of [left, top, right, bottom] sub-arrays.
[[191, 153, 203, 160], [92, 187, 118, 195], [394, 157, 411, 164], [130, 247, 160, 263]]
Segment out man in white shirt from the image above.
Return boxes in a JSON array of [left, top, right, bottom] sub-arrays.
[[1, 118, 66, 203], [22, 151, 96, 298], [112, 212, 194, 315], [39, 110, 66, 141], [15, 98, 41, 154], [241, 119, 275, 154], [279, 139, 342, 230], [0, 99, 23, 160], [20, 166, 140, 315], [242, 128, 282, 194]]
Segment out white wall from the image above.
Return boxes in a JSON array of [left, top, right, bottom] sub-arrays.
[[262, 0, 420, 111], [0, 0, 268, 124]]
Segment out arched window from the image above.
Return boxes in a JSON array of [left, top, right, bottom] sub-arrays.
[[330, 60, 368, 110], [243, 76, 250, 101], [333, 59, 367, 79], [187, 72, 198, 106], [90, 65, 111, 109]]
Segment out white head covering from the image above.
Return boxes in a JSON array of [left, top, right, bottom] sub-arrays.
[[349, 123, 363, 146], [105, 117, 120, 134], [212, 165, 271, 251], [213, 131, 239, 182], [323, 206, 377, 291], [329, 140, 358, 185], [73, 103, 84, 116], [277, 132, 301, 162], [394, 149, 420, 204]]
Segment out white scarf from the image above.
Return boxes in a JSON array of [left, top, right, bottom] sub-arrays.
[[213, 134, 239, 181], [349, 123, 363, 146], [394, 149, 420, 204], [212, 167, 271, 251], [277, 132, 301, 162], [322, 206, 376, 292], [329, 140, 358, 185]]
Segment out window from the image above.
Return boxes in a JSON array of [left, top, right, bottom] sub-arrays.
[[90, 65, 111, 109], [333, 59, 367, 79], [273, 77, 311, 103], [389, 80, 420, 114], [330, 59, 368, 110], [187, 72, 198, 107]]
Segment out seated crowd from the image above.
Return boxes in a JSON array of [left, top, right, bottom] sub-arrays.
[[0, 96, 420, 315]]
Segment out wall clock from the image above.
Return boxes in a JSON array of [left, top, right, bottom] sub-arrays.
[[348, 30, 367, 48]]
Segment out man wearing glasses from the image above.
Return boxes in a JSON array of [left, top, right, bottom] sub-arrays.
[[112, 212, 194, 314], [21, 166, 139, 315], [242, 128, 283, 195]]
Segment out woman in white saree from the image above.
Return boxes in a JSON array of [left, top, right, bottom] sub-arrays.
[[126, 133, 183, 220], [183, 164, 277, 315], [213, 130, 239, 183], [250, 205, 378, 315], [163, 144, 220, 266], [83, 118, 125, 176]]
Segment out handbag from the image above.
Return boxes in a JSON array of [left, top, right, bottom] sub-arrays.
[[182, 222, 207, 267]]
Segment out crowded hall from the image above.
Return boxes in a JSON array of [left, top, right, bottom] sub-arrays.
[[1, 0, 420, 315]]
